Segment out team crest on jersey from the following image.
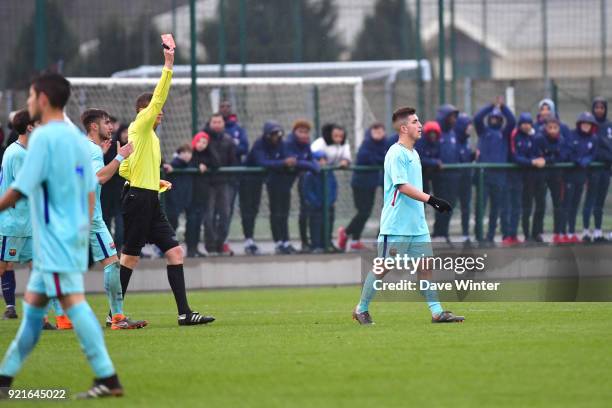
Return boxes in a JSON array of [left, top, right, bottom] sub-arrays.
[[9, 249, 16, 257]]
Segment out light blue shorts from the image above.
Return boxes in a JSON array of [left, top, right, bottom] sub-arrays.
[[90, 228, 117, 262], [26, 269, 85, 298], [377, 234, 433, 258], [0, 235, 33, 264]]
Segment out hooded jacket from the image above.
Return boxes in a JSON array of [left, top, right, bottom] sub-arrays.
[[511, 113, 539, 167], [224, 114, 249, 163], [284, 131, 320, 189], [302, 152, 338, 209], [534, 98, 571, 138], [474, 103, 516, 182], [351, 128, 387, 189], [247, 121, 295, 189], [592, 97, 612, 165], [190, 133, 220, 203], [415, 121, 441, 168], [454, 113, 475, 164], [436, 105, 462, 172], [563, 112, 598, 180]]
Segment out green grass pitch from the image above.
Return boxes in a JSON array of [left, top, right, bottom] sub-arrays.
[[1, 286, 610, 407]]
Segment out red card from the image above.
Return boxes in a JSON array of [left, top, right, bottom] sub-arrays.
[[161, 34, 176, 50]]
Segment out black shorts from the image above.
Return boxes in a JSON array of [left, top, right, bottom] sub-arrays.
[[121, 186, 179, 256]]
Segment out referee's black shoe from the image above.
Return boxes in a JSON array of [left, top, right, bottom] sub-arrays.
[[178, 311, 215, 326]]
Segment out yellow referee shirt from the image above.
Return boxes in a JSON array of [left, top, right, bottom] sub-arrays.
[[119, 67, 172, 191]]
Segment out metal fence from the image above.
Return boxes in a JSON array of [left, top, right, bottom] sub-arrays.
[[157, 161, 612, 249]]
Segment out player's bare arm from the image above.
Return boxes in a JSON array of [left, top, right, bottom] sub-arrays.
[[96, 142, 133, 185], [0, 189, 23, 212]]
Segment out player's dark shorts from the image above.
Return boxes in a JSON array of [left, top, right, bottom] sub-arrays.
[[121, 185, 178, 256]]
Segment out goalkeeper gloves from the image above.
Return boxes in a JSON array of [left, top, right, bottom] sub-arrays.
[[427, 195, 452, 213]]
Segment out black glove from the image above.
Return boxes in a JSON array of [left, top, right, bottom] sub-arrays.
[[427, 195, 452, 213]]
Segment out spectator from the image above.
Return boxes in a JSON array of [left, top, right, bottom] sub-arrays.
[[455, 113, 475, 243], [582, 97, 612, 242], [533, 117, 566, 243], [101, 123, 129, 249], [185, 132, 219, 257], [202, 113, 237, 255], [285, 119, 319, 253], [311, 123, 351, 167], [432, 104, 461, 242], [311, 123, 351, 250], [562, 112, 598, 242], [338, 123, 387, 251], [534, 98, 571, 138], [165, 143, 194, 236], [506, 113, 545, 244], [250, 121, 298, 254], [302, 151, 338, 253], [474, 97, 516, 242], [219, 100, 249, 253], [415, 121, 442, 196]]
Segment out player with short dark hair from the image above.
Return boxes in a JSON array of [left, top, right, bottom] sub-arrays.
[[353, 106, 464, 325], [79, 108, 146, 330], [0, 72, 123, 398], [117, 42, 214, 326]]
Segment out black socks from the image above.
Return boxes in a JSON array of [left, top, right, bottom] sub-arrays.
[[167, 264, 191, 316]]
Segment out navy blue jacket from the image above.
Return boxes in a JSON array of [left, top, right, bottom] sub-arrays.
[[302, 169, 337, 209], [455, 113, 474, 164], [534, 131, 565, 179], [166, 157, 194, 210], [563, 113, 598, 182], [436, 105, 461, 175], [474, 104, 516, 182], [284, 132, 320, 189], [592, 97, 612, 165], [247, 136, 293, 189], [224, 115, 249, 163], [415, 137, 441, 168], [534, 99, 571, 139], [352, 129, 387, 189]]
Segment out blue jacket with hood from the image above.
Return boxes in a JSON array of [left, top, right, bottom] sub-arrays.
[[563, 112, 598, 181], [247, 121, 294, 189], [534, 118, 565, 172], [509, 113, 539, 182], [302, 152, 338, 209], [534, 98, 571, 139], [592, 97, 612, 165], [454, 113, 474, 164], [224, 114, 249, 163], [351, 128, 387, 189], [474, 103, 516, 182], [436, 105, 462, 175]]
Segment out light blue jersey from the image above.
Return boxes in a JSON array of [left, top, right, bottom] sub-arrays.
[[379, 143, 429, 236], [0, 141, 31, 237], [87, 140, 106, 233], [12, 121, 96, 274]]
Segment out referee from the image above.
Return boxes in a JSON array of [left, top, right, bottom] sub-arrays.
[[117, 42, 214, 326]]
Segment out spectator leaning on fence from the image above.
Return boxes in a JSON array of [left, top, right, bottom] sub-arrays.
[[250, 121, 297, 254], [185, 132, 219, 258], [582, 97, 612, 242], [284, 119, 320, 253], [474, 97, 516, 242], [415, 121, 442, 196], [101, 123, 128, 249], [534, 117, 566, 243], [165, 143, 194, 237], [338, 122, 387, 252], [535, 98, 571, 139], [302, 151, 338, 254], [311, 123, 351, 251], [561, 112, 598, 243], [219, 100, 249, 254], [506, 113, 545, 245], [431, 104, 461, 242], [454, 113, 475, 243], [202, 113, 237, 255]]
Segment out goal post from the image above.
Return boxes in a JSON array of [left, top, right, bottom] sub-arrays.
[[66, 76, 372, 159]]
